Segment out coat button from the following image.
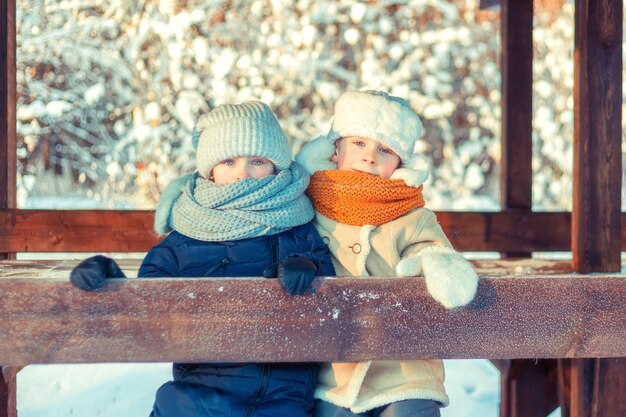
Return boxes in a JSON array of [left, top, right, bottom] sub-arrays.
[[322, 236, 330, 245], [349, 243, 361, 254]]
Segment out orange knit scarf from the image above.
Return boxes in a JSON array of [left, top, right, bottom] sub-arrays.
[[307, 170, 425, 226]]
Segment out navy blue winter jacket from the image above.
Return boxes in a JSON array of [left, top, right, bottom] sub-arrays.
[[139, 222, 335, 416], [138, 222, 334, 280]]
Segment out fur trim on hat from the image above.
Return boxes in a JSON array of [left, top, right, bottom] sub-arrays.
[[389, 168, 428, 188]]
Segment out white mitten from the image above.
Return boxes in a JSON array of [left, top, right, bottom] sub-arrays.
[[396, 256, 422, 277], [295, 136, 337, 175], [420, 247, 478, 309]]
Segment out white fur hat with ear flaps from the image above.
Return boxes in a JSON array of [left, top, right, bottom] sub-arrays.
[[296, 90, 430, 187]]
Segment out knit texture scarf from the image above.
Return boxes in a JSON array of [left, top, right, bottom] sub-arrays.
[[307, 170, 425, 226], [155, 162, 315, 241]]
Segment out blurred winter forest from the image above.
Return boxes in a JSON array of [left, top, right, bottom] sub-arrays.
[[15, 0, 626, 210]]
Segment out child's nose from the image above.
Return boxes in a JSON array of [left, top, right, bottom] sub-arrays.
[[362, 149, 377, 164], [236, 165, 252, 180]]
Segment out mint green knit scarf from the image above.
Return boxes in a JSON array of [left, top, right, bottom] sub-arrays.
[[154, 162, 315, 241]]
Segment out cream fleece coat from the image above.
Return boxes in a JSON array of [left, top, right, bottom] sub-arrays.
[[313, 207, 477, 412]]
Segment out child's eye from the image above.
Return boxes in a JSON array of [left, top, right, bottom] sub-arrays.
[[352, 140, 365, 147], [379, 147, 394, 155], [221, 159, 235, 166], [250, 159, 266, 166]]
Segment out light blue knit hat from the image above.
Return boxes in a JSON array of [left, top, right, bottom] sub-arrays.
[[193, 101, 292, 178]]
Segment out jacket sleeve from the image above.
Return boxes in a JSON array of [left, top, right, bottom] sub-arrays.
[[291, 223, 336, 277], [138, 245, 179, 278], [395, 209, 456, 277], [396, 209, 478, 309], [400, 209, 453, 257]]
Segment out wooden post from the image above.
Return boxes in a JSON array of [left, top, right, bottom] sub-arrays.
[[0, 0, 17, 415], [0, 0, 16, 261], [499, 360, 558, 417], [0, 371, 7, 417], [499, 2, 558, 417], [570, 1, 625, 417], [572, 0, 622, 273], [0, 368, 17, 417], [500, 0, 533, 221], [569, 358, 626, 417]]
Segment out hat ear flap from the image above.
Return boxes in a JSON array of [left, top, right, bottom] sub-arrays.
[[295, 136, 337, 175], [390, 153, 430, 187], [191, 127, 200, 150]]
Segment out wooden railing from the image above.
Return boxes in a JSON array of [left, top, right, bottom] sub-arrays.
[[1, 258, 624, 364], [2, 209, 626, 254], [0, 258, 625, 417]]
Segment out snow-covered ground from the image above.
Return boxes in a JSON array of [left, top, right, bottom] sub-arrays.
[[17, 360, 502, 417]]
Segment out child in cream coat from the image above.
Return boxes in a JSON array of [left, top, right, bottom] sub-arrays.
[[296, 90, 479, 417]]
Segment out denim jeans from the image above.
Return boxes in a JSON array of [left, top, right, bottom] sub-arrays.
[[314, 399, 441, 417]]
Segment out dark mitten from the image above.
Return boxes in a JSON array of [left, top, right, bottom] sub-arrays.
[[277, 255, 317, 295], [70, 255, 126, 291], [262, 262, 278, 278]]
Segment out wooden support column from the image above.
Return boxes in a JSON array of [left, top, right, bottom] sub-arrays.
[[499, 2, 556, 417], [498, 360, 558, 417], [1, 3, 18, 417], [0, 368, 17, 417], [0, 372, 7, 417], [569, 1, 624, 417], [500, 0, 533, 223], [0, 0, 17, 415], [572, 0, 622, 273], [568, 358, 626, 417], [0, 0, 16, 261]]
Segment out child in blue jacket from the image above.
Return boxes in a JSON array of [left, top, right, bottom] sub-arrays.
[[70, 100, 335, 417]]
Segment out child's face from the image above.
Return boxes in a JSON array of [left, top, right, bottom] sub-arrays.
[[211, 156, 275, 184], [331, 136, 400, 179]]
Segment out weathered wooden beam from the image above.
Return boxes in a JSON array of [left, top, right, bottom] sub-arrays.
[[0, 0, 16, 414], [0, 0, 15, 211], [500, 0, 533, 267], [0, 258, 582, 280], [500, 0, 533, 262], [499, 359, 559, 417], [569, 358, 626, 417], [500, 0, 533, 213], [0, 369, 7, 417], [4, 209, 626, 253], [0, 368, 16, 417], [0, 0, 16, 263], [571, 2, 624, 414], [0, 269, 624, 365], [0, 209, 159, 252], [572, 0, 623, 273], [499, 7, 551, 412]]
